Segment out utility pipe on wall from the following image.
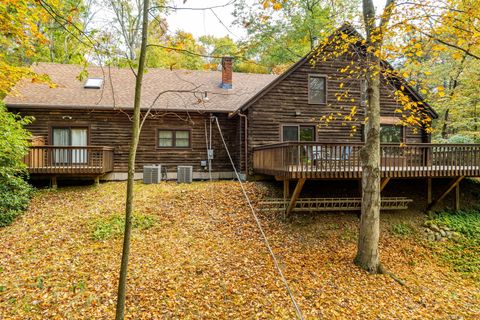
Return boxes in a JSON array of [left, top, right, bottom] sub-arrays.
[[238, 112, 248, 176], [209, 114, 213, 180], [204, 118, 212, 181]]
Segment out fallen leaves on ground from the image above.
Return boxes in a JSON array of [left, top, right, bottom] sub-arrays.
[[0, 181, 479, 319]]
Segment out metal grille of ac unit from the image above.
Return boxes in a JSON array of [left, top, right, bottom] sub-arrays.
[[177, 166, 193, 184], [143, 165, 162, 184]]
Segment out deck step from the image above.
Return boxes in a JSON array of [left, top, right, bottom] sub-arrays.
[[258, 197, 413, 212]]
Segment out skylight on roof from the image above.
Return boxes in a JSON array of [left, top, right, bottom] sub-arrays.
[[84, 78, 103, 89]]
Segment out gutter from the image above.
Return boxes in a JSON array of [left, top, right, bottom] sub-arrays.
[[5, 103, 234, 114]]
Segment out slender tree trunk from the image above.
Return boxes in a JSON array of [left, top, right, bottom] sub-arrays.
[[354, 0, 394, 274], [442, 61, 465, 139], [441, 108, 450, 139], [474, 104, 478, 131], [355, 61, 381, 273], [115, 0, 149, 319]]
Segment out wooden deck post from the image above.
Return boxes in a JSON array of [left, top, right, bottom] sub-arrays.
[[380, 178, 390, 193], [455, 183, 460, 211], [283, 179, 290, 199], [286, 178, 306, 215], [94, 176, 100, 186], [427, 176, 464, 211], [51, 176, 57, 189], [426, 178, 432, 209]]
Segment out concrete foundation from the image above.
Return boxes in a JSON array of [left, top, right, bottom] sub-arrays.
[[102, 171, 240, 181]]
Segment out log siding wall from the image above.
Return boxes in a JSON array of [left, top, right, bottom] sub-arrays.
[[12, 108, 239, 175], [245, 54, 430, 174]]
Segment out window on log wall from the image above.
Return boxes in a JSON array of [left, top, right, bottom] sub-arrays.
[[308, 74, 327, 104], [158, 129, 191, 148]]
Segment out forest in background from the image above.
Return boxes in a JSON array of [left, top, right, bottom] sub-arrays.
[[1, 0, 479, 140], [2, 1, 480, 318]]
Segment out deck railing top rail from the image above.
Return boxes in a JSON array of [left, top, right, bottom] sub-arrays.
[[25, 145, 114, 175], [28, 145, 115, 150], [253, 142, 480, 179], [253, 141, 480, 151]]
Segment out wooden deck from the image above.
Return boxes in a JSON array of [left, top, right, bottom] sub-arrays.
[[25, 146, 114, 175], [253, 142, 480, 179]]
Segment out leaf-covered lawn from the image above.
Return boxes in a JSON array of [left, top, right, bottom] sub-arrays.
[[0, 181, 479, 319]]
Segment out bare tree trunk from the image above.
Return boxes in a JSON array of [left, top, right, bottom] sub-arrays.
[[442, 57, 466, 139], [441, 108, 450, 139], [115, 0, 149, 319], [354, 0, 394, 274], [355, 62, 381, 273]]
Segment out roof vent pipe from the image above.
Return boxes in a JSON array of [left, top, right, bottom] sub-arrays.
[[221, 57, 233, 89]]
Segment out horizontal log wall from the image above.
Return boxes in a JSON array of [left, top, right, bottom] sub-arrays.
[[11, 108, 239, 174], [246, 52, 430, 174]]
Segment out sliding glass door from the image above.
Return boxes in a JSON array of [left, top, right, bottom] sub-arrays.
[[282, 125, 316, 165], [52, 127, 88, 164], [282, 125, 316, 142]]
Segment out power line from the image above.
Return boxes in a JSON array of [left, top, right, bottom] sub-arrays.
[[210, 8, 240, 39], [214, 116, 305, 320], [150, 0, 237, 12]]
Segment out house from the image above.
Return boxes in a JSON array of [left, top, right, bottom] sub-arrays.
[[5, 58, 274, 182], [5, 25, 480, 211]]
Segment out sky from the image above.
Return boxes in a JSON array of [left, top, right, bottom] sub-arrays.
[[166, 0, 388, 40], [165, 0, 247, 40]]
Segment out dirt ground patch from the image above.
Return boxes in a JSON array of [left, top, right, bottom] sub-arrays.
[[0, 181, 479, 319]]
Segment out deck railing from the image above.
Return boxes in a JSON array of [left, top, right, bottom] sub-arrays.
[[24, 146, 114, 175], [253, 142, 480, 179]]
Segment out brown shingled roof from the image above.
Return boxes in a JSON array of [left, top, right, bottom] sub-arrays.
[[5, 63, 277, 113]]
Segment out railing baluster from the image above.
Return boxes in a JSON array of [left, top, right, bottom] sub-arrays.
[[23, 146, 114, 176], [26, 141, 474, 180]]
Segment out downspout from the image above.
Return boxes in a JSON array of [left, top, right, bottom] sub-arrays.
[[204, 118, 212, 181], [209, 113, 213, 180], [238, 112, 248, 177]]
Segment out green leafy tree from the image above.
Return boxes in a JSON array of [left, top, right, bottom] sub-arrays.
[[0, 0, 48, 97], [199, 35, 269, 73], [199, 35, 238, 69], [404, 52, 480, 142], [147, 30, 206, 70], [34, 0, 92, 64], [233, 0, 360, 70], [0, 103, 32, 227]]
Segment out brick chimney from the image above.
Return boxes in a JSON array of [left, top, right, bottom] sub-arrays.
[[221, 57, 233, 89]]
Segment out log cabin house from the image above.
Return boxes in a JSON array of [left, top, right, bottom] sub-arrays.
[[5, 25, 480, 212]]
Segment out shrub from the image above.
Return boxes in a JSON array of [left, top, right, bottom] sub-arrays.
[[91, 214, 155, 240], [0, 103, 33, 227], [0, 178, 32, 227], [447, 134, 475, 144], [430, 210, 480, 280], [435, 134, 475, 144], [391, 222, 413, 237]]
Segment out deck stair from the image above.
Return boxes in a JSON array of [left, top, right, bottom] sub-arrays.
[[258, 197, 413, 212]]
